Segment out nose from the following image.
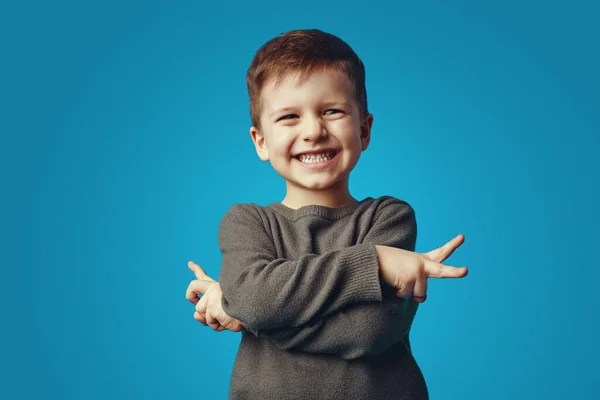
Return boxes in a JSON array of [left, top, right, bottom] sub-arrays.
[[300, 115, 327, 142]]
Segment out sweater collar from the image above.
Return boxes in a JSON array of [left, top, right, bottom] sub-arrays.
[[267, 197, 374, 220]]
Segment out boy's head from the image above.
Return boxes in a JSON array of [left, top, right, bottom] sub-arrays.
[[247, 29, 374, 208], [247, 29, 369, 130]]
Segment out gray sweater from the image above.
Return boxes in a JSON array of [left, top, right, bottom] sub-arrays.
[[218, 196, 429, 399]]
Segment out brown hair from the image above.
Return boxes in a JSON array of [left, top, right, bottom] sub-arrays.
[[246, 29, 368, 129]]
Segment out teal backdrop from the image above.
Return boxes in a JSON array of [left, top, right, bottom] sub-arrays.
[[3, 0, 598, 399]]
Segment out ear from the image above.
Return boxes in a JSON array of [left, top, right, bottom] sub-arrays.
[[250, 126, 270, 161], [360, 113, 374, 151]]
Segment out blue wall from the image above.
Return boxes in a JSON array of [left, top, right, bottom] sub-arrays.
[[3, 0, 598, 398]]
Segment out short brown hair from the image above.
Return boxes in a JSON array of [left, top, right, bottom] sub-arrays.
[[246, 29, 368, 129]]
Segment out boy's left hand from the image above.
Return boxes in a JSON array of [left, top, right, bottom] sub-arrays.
[[185, 261, 245, 332]]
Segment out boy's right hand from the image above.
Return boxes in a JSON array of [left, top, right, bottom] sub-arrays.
[[375, 234, 468, 302]]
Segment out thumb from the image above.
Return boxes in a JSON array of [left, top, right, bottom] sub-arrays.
[[188, 260, 216, 282], [425, 260, 469, 279]]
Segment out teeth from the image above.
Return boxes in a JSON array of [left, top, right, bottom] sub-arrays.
[[298, 152, 335, 163]]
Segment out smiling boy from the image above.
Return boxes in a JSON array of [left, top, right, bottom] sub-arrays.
[[250, 63, 370, 209], [186, 29, 468, 399]]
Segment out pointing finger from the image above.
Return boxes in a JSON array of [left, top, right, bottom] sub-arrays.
[[185, 279, 213, 304], [425, 234, 465, 263]]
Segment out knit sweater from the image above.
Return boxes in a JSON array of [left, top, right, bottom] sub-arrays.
[[217, 195, 429, 399]]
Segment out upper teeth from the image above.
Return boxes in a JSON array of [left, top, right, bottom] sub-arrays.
[[298, 152, 335, 163]]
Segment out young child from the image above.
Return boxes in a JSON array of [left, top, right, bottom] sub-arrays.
[[186, 29, 468, 399]]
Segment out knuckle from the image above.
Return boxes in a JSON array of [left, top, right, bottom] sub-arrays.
[[396, 278, 405, 291], [215, 312, 225, 323], [206, 314, 216, 325]]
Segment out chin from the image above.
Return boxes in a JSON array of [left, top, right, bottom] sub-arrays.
[[293, 177, 343, 191]]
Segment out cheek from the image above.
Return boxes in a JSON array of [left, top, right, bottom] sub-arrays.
[[334, 120, 357, 136], [271, 134, 295, 158], [338, 128, 362, 148]]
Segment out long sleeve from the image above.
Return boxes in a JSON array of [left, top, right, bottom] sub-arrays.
[[218, 203, 384, 330], [247, 293, 417, 360], [244, 198, 419, 359]]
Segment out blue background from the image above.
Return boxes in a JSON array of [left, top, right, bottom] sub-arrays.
[[3, 0, 598, 399]]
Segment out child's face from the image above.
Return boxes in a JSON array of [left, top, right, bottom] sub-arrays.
[[250, 68, 373, 201]]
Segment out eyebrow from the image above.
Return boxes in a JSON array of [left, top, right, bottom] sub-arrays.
[[269, 102, 349, 118]]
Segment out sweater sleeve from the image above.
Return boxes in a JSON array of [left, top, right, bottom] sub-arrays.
[[217, 203, 384, 331], [243, 198, 419, 359], [246, 294, 417, 360]]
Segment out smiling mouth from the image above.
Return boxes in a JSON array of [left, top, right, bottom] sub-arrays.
[[294, 150, 338, 163]]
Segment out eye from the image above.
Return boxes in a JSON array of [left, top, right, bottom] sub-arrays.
[[278, 114, 298, 121], [324, 109, 343, 115]]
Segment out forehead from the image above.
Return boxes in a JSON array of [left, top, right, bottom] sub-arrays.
[[260, 69, 356, 111]]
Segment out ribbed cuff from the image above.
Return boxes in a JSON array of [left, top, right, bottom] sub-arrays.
[[336, 243, 383, 305]]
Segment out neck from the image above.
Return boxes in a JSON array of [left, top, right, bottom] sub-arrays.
[[281, 179, 357, 209]]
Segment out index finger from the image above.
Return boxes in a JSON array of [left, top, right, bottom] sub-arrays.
[[185, 279, 213, 304], [425, 234, 465, 263]]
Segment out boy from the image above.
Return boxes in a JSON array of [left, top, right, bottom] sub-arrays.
[[186, 29, 468, 399]]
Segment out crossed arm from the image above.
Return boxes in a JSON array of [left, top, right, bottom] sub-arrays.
[[189, 262, 418, 359], [187, 198, 420, 360]]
